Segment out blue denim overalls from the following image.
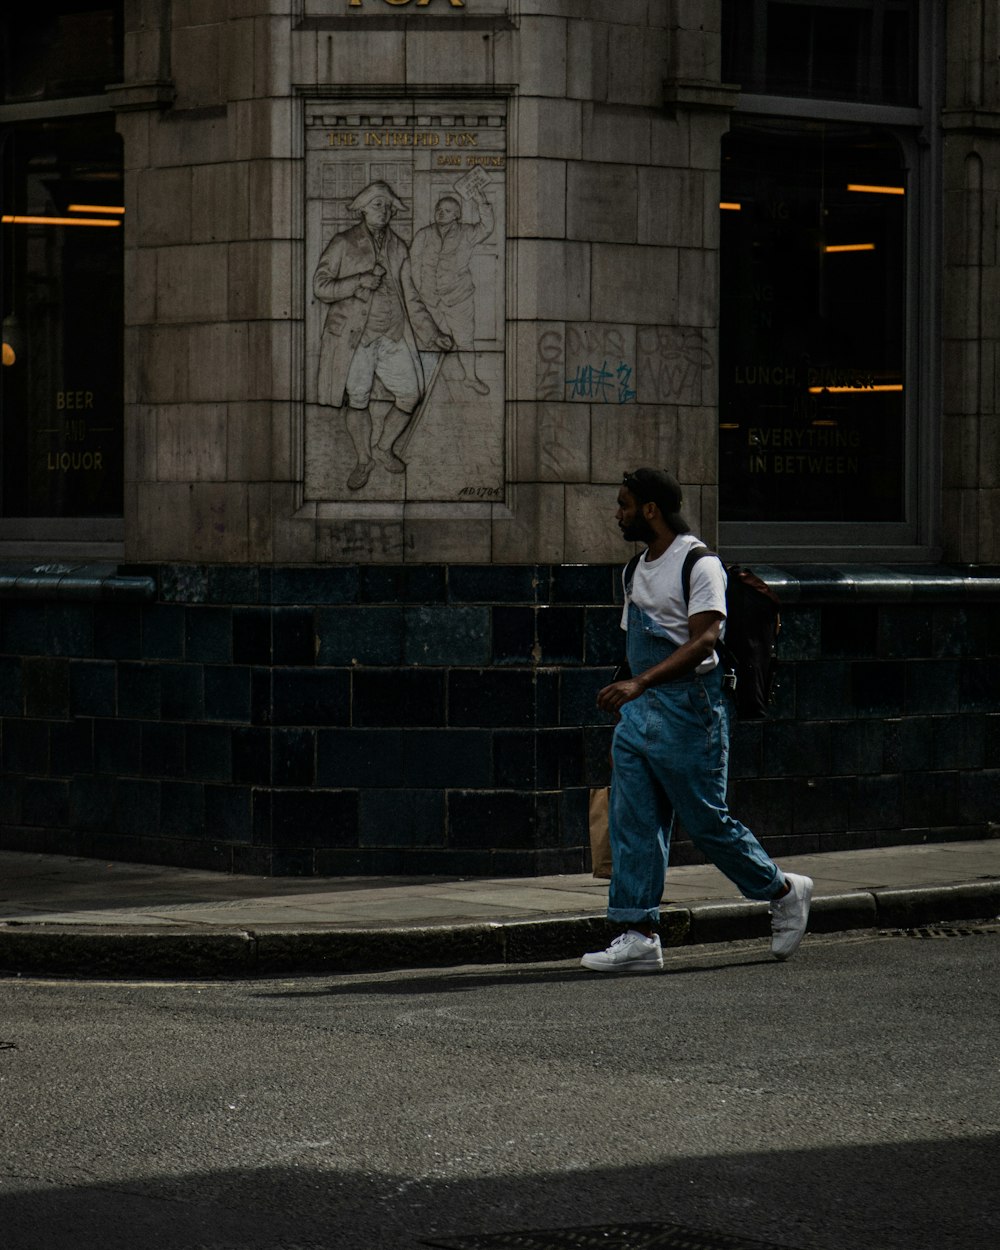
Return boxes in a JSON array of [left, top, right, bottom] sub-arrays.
[[607, 600, 785, 925]]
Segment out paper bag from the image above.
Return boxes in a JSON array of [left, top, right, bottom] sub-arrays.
[[588, 786, 612, 879]]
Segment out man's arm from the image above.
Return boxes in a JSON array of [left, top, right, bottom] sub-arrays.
[[469, 191, 495, 244], [400, 255, 453, 351], [313, 235, 380, 304], [596, 610, 723, 715]]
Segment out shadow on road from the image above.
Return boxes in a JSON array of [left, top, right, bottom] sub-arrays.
[[2, 1134, 998, 1250], [253, 953, 777, 999]]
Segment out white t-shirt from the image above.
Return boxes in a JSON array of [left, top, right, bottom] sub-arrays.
[[620, 534, 727, 674]]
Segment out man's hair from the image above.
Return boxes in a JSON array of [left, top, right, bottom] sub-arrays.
[[436, 196, 462, 215], [623, 467, 690, 534]]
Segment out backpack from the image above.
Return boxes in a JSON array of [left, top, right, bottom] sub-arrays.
[[624, 547, 780, 720]]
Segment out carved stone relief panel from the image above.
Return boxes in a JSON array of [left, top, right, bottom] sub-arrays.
[[304, 101, 506, 508]]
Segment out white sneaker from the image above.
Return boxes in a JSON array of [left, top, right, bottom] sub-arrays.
[[581, 930, 663, 973], [770, 873, 814, 960]]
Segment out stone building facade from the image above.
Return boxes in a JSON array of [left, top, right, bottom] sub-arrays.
[[0, 1, 997, 875]]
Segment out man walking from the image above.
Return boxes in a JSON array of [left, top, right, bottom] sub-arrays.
[[582, 467, 812, 973]]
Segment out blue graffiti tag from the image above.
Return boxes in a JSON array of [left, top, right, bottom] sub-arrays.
[[565, 360, 636, 404], [615, 361, 637, 404], [566, 361, 614, 401]]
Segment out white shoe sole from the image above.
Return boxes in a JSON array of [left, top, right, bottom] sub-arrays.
[[580, 956, 663, 973]]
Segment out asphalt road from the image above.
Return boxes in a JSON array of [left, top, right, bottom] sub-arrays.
[[1, 927, 998, 1250]]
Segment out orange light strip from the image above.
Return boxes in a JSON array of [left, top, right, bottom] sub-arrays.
[[824, 243, 876, 253], [68, 204, 125, 215], [808, 384, 903, 394], [719, 201, 742, 211], [847, 183, 905, 196], [2, 214, 120, 228]]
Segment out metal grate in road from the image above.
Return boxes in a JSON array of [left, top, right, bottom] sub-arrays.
[[421, 1222, 800, 1249], [886, 924, 999, 940]]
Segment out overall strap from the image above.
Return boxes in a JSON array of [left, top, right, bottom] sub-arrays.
[[614, 553, 644, 683]]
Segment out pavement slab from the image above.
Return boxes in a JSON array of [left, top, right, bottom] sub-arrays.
[[0, 840, 998, 977]]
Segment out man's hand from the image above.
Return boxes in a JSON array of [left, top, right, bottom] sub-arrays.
[[597, 677, 645, 716], [434, 334, 454, 351], [357, 270, 383, 291]]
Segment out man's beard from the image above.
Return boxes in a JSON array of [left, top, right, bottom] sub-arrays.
[[621, 515, 656, 543]]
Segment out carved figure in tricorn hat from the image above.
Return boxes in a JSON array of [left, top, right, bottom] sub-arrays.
[[313, 180, 453, 490]]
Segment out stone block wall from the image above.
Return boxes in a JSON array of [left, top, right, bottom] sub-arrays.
[[18, 0, 992, 883], [0, 563, 996, 876], [114, 1, 1000, 572], [942, 0, 1000, 562], [114, 0, 733, 568], [117, 0, 300, 566]]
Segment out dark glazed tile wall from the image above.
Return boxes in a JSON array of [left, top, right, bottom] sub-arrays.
[[0, 563, 997, 876]]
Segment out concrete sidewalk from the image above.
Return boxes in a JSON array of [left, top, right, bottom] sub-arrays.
[[1, 840, 998, 978]]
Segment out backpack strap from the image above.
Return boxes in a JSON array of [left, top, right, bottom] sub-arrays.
[[623, 551, 642, 596], [682, 547, 739, 676], [680, 546, 718, 605]]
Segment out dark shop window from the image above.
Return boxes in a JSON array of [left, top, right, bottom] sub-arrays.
[[719, 118, 907, 524], [1, 116, 124, 518], [722, 0, 917, 105], [0, 4, 123, 104]]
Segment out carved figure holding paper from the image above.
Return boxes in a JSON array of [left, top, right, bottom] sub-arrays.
[[409, 182, 494, 395]]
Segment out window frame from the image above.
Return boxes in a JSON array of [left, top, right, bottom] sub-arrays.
[[718, 0, 943, 563], [723, 0, 920, 107], [0, 30, 123, 557]]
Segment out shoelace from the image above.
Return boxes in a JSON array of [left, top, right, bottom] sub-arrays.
[[609, 931, 655, 950], [771, 895, 801, 928]]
